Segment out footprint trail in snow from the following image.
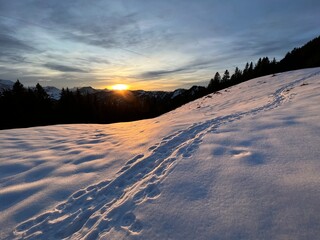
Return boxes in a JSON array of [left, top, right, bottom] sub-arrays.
[[14, 71, 320, 239]]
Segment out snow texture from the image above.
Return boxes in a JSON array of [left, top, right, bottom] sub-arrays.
[[0, 68, 320, 239]]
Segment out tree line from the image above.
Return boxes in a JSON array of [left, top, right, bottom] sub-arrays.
[[208, 35, 320, 92], [0, 80, 207, 129], [0, 35, 319, 130]]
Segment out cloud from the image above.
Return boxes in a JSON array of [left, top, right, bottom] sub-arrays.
[[38, 2, 144, 51], [43, 63, 87, 73], [0, 22, 39, 65], [0, 33, 35, 52], [0, 0, 320, 90], [0, 1, 146, 52], [138, 58, 223, 79], [139, 68, 188, 79], [44, 53, 110, 65], [229, 29, 315, 59]]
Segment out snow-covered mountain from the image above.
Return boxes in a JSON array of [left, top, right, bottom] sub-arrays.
[[70, 86, 97, 95], [43, 86, 61, 100], [0, 79, 14, 91], [0, 79, 62, 100], [0, 80, 190, 101], [1, 68, 320, 239]]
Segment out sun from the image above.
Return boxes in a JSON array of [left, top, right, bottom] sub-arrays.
[[110, 84, 129, 91]]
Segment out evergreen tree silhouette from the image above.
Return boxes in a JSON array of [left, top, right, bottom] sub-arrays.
[[12, 79, 24, 95], [208, 72, 221, 92], [222, 70, 230, 83]]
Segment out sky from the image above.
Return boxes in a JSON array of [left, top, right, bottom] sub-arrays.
[[0, 0, 319, 91]]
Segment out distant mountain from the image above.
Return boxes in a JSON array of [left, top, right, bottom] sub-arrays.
[[70, 86, 98, 95], [0, 79, 14, 91], [43, 86, 61, 100], [171, 89, 186, 99], [0, 80, 61, 98], [0, 80, 196, 102]]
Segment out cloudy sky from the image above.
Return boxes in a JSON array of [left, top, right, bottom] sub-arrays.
[[0, 0, 319, 90]]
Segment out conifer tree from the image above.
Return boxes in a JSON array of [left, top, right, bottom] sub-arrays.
[[12, 79, 24, 95], [208, 72, 221, 92], [222, 70, 230, 82], [35, 83, 49, 100]]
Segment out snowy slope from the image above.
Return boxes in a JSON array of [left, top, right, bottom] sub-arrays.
[[0, 68, 320, 239]]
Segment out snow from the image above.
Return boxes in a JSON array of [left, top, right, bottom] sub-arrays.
[[171, 89, 185, 99], [43, 86, 61, 100], [0, 79, 14, 92], [135, 90, 170, 99], [1, 68, 320, 239], [0, 80, 61, 100], [70, 87, 97, 95]]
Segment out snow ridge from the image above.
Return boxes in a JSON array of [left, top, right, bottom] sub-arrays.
[[13, 70, 320, 239]]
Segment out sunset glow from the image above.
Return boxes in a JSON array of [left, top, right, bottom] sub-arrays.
[[0, 1, 318, 91], [110, 84, 129, 91]]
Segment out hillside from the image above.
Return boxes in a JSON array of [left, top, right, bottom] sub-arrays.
[[0, 68, 320, 239]]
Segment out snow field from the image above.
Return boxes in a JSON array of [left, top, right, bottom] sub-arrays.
[[0, 68, 319, 239]]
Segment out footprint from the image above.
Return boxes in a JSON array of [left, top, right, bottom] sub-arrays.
[[85, 215, 100, 230], [145, 184, 161, 199], [154, 165, 166, 177], [126, 154, 144, 165], [72, 190, 86, 199], [231, 149, 252, 158], [129, 220, 143, 233], [121, 212, 136, 227], [178, 144, 197, 158], [97, 218, 111, 232], [154, 157, 176, 177], [212, 147, 227, 156], [133, 191, 145, 204], [230, 149, 264, 165], [86, 185, 96, 192], [96, 180, 111, 189], [148, 145, 158, 151]]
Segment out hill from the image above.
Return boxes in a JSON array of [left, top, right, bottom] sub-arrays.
[[0, 68, 319, 239]]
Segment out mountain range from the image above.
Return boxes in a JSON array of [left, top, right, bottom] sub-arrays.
[[0, 79, 201, 101]]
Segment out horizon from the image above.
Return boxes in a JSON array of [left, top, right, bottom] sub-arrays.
[[0, 0, 319, 91]]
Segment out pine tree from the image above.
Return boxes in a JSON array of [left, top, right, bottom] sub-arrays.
[[232, 67, 242, 83], [35, 83, 49, 100], [208, 72, 221, 92], [222, 70, 230, 82], [12, 79, 25, 95]]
